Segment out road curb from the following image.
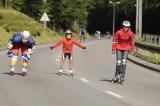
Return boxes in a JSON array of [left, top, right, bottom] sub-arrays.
[[128, 55, 160, 73]]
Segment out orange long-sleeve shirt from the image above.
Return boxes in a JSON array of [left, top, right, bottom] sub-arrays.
[[50, 38, 85, 53]]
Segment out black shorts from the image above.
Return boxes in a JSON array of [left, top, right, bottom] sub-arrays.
[[62, 53, 72, 60]]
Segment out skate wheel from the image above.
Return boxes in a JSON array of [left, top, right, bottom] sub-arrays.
[[120, 81, 123, 84], [22, 72, 27, 76], [10, 72, 14, 76], [58, 72, 62, 76], [111, 80, 117, 84], [71, 73, 74, 77]]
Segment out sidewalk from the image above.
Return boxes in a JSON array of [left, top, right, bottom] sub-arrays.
[[128, 55, 160, 73]]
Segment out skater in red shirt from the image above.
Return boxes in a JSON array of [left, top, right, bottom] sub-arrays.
[[111, 20, 135, 84], [50, 30, 86, 76]]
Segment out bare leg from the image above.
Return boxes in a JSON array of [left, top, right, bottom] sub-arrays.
[[60, 59, 65, 69], [69, 59, 73, 70]]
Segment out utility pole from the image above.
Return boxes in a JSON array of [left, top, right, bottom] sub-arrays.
[[113, 3, 116, 35], [139, 0, 143, 38], [136, 0, 143, 38], [136, 0, 139, 38], [109, 1, 120, 35]]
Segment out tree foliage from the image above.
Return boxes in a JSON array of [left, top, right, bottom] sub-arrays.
[[0, 0, 159, 34], [48, 0, 91, 30]]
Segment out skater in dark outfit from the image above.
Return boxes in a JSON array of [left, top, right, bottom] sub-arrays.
[[79, 28, 87, 42], [112, 20, 135, 84]]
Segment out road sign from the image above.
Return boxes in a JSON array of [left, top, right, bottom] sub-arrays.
[[40, 12, 50, 22], [40, 12, 50, 32]]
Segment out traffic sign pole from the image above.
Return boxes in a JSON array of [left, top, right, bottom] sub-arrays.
[[40, 12, 50, 32], [44, 21, 46, 32]]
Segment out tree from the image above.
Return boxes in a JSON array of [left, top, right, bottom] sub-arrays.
[[48, 0, 91, 30], [1, 0, 12, 7], [12, 0, 25, 10], [20, 0, 49, 20]]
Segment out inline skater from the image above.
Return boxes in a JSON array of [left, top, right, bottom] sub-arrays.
[[50, 30, 86, 76], [79, 27, 87, 42], [7, 31, 35, 76], [112, 20, 135, 84]]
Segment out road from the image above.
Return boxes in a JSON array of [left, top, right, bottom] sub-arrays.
[[0, 39, 160, 106]]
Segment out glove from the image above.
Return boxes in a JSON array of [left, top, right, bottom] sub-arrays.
[[28, 48, 33, 55], [83, 46, 86, 49], [7, 42, 13, 49], [112, 50, 115, 54], [22, 54, 31, 61], [50, 47, 53, 49], [7, 49, 13, 57]]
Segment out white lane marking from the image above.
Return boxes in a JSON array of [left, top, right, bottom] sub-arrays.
[[57, 55, 60, 58], [106, 91, 123, 98], [80, 78, 89, 83], [56, 59, 59, 61]]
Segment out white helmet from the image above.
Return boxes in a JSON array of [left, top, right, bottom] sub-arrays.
[[122, 21, 131, 27], [65, 30, 72, 34], [23, 30, 30, 38]]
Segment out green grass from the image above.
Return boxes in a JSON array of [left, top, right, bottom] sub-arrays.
[[0, 8, 95, 48], [0, 8, 61, 47], [133, 52, 160, 65]]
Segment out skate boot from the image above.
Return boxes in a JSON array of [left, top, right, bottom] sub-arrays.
[[69, 70, 74, 77], [119, 78, 124, 84], [112, 76, 119, 83], [22, 67, 27, 76], [58, 69, 63, 76], [119, 74, 124, 84], [10, 66, 15, 76]]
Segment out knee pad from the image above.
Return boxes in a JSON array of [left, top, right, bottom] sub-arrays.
[[11, 55, 18, 66], [122, 59, 127, 65], [117, 60, 122, 65]]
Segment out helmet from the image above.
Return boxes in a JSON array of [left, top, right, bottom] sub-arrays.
[[22, 30, 30, 43], [122, 21, 131, 27], [65, 30, 72, 34], [65, 30, 72, 39], [23, 30, 30, 38]]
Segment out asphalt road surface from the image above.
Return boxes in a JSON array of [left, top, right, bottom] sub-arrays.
[[0, 39, 160, 106]]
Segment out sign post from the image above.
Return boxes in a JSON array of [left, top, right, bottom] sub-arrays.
[[40, 12, 50, 32]]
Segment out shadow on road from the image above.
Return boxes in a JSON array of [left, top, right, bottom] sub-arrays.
[[100, 78, 112, 83], [2, 72, 25, 76], [45, 72, 73, 77]]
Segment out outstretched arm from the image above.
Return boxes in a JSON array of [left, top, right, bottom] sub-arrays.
[[50, 39, 63, 49], [73, 40, 85, 49]]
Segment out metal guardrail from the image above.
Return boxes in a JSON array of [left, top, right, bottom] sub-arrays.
[[142, 34, 160, 45]]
